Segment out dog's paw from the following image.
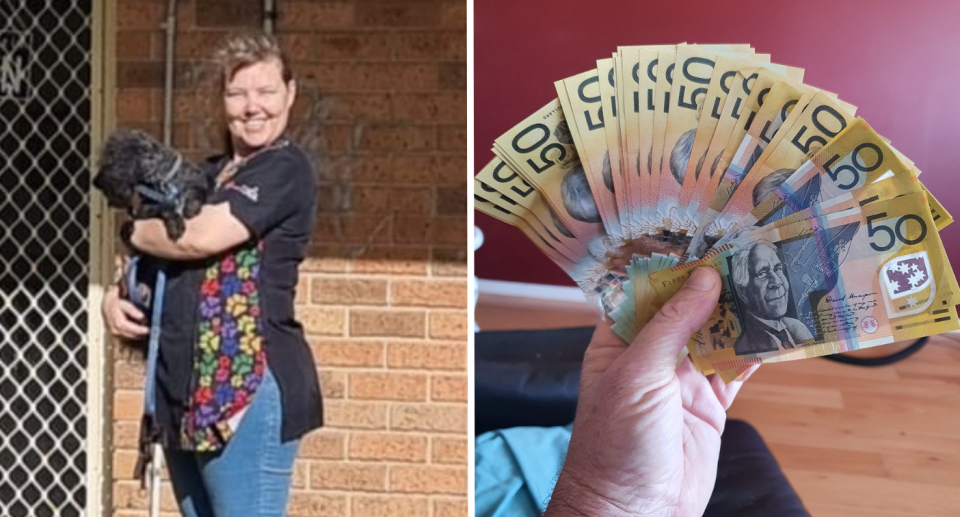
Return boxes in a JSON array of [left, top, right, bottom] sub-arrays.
[[165, 216, 186, 242], [183, 194, 204, 218]]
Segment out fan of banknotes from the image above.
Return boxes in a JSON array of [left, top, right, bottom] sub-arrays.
[[474, 43, 959, 382]]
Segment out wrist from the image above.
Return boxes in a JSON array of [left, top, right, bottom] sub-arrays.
[[546, 467, 679, 517], [101, 284, 119, 318], [545, 470, 636, 517]]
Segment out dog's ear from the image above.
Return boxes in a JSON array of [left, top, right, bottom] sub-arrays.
[[91, 173, 118, 205]]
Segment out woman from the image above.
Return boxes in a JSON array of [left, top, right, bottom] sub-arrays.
[[102, 32, 322, 516]]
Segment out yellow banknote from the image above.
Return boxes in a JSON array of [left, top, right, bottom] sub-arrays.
[[474, 178, 567, 253], [658, 47, 790, 235], [633, 45, 682, 234], [475, 157, 591, 262], [712, 91, 857, 238], [651, 190, 960, 381], [697, 81, 812, 236], [685, 69, 767, 232], [722, 118, 914, 240], [688, 90, 858, 260], [492, 99, 611, 259], [474, 187, 608, 299], [922, 185, 953, 231], [756, 170, 922, 232], [676, 56, 804, 231], [649, 48, 679, 234], [658, 47, 723, 235], [558, 70, 626, 241], [598, 57, 635, 238]]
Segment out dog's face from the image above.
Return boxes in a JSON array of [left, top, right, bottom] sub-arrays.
[[93, 128, 203, 212], [94, 129, 162, 209], [92, 164, 137, 208]]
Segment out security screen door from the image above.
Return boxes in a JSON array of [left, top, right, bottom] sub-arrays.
[[0, 1, 107, 515]]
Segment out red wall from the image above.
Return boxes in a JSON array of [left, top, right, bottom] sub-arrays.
[[475, 0, 960, 286]]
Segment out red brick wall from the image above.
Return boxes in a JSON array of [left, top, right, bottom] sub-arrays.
[[110, 1, 467, 515]]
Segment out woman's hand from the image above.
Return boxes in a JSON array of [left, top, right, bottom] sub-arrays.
[[102, 285, 149, 341], [545, 267, 759, 517]]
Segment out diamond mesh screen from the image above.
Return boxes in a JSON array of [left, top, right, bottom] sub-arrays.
[[0, 1, 92, 515]]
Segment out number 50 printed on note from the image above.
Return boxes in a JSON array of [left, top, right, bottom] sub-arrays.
[[650, 190, 960, 381]]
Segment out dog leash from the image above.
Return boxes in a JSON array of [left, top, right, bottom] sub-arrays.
[[125, 152, 181, 516], [128, 255, 167, 514]]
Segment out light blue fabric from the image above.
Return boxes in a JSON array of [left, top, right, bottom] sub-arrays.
[[475, 424, 573, 517], [164, 367, 300, 517]]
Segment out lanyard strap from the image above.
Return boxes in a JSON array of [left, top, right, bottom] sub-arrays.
[[216, 138, 291, 188]]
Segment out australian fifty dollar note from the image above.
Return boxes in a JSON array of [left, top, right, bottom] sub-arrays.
[[650, 190, 960, 382]]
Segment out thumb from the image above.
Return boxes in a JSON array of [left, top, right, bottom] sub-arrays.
[[620, 267, 721, 385]]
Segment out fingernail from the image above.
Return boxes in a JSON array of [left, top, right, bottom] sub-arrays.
[[686, 267, 716, 291]]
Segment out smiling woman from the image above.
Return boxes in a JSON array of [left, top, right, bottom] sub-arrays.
[[102, 31, 321, 517], [216, 34, 297, 157]]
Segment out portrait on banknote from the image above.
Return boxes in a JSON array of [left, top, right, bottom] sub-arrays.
[[741, 146, 764, 186], [601, 151, 614, 192], [669, 128, 697, 185], [751, 168, 792, 206], [755, 172, 823, 227], [728, 239, 814, 354], [561, 165, 603, 223], [727, 222, 860, 354], [547, 205, 576, 238]]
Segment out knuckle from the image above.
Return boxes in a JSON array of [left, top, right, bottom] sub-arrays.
[[655, 296, 690, 326]]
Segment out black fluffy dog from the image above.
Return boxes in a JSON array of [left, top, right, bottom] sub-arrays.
[[93, 128, 214, 242]]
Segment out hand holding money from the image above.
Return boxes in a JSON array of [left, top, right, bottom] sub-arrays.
[[545, 268, 758, 517]]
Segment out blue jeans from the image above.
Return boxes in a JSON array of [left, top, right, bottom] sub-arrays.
[[165, 368, 300, 517]]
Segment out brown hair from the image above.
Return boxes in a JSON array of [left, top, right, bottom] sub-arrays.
[[213, 31, 294, 90]]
